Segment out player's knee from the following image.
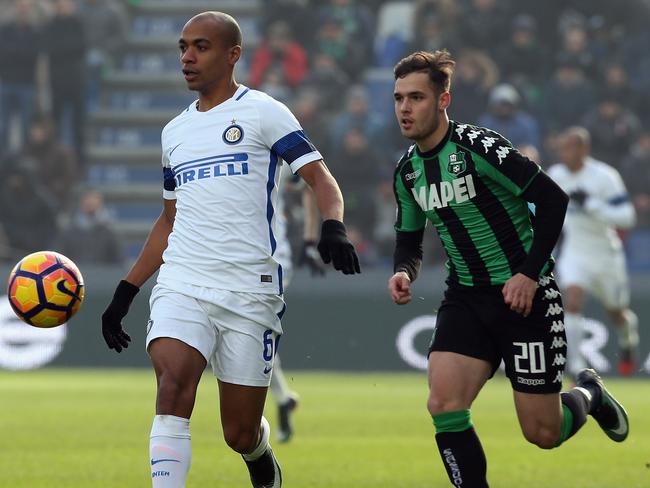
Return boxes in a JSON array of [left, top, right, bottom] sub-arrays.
[[427, 394, 466, 416], [223, 424, 259, 454], [522, 424, 560, 450], [156, 374, 196, 414]]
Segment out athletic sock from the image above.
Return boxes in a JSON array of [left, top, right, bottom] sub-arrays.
[[617, 309, 639, 351], [433, 410, 489, 488], [270, 356, 293, 405], [556, 388, 591, 446], [564, 313, 587, 377], [242, 416, 271, 462], [149, 415, 191, 488]]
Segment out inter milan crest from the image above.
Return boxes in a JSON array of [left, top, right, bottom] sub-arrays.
[[223, 119, 244, 145], [447, 151, 466, 174]]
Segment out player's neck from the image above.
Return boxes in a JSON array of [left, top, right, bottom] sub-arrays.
[[569, 159, 586, 173], [416, 115, 449, 154], [196, 79, 240, 112]]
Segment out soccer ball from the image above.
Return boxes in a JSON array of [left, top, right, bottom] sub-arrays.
[[7, 251, 84, 328]]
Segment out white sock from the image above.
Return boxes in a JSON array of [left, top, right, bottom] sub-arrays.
[[242, 416, 270, 462], [617, 309, 639, 349], [270, 356, 294, 405], [564, 313, 587, 377], [150, 415, 191, 488]]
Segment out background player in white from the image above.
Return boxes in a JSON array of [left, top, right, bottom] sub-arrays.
[[270, 174, 325, 443], [548, 127, 638, 377], [100, 12, 360, 488]]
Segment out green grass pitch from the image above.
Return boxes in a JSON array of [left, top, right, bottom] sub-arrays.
[[0, 369, 648, 487]]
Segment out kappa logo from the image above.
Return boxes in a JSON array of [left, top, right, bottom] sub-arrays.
[[223, 119, 244, 144], [551, 336, 567, 349], [496, 145, 511, 164], [550, 320, 565, 333], [405, 168, 422, 181], [552, 353, 566, 366], [481, 136, 497, 153], [447, 152, 466, 174]]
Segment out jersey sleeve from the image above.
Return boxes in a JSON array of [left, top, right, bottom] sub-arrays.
[[393, 164, 427, 232], [161, 130, 177, 200], [469, 129, 541, 196], [259, 98, 323, 174]]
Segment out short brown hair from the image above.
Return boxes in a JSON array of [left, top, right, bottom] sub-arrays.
[[394, 50, 456, 94]]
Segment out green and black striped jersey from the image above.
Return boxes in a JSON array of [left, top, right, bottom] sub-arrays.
[[393, 120, 552, 287]]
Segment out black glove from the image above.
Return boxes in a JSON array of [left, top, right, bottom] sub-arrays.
[[568, 189, 588, 208], [317, 220, 361, 275], [102, 280, 139, 353], [298, 240, 326, 276]]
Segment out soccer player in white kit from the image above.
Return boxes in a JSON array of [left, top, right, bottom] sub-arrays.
[[548, 127, 638, 377], [270, 172, 325, 443], [100, 12, 360, 488]]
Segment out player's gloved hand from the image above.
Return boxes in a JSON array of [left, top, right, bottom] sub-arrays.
[[298, 240, 326, 276], [568, 189, 588, 208], [317, 220, 361, 275], [102, 280, 139, 353]]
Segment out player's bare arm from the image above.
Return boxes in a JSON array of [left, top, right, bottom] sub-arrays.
[[102, 199, 176, 352], [298, 160, 360, 274], [125, 198, 176, 287], [297, 160, 343, 221]]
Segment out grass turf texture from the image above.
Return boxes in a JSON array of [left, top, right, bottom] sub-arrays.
[[0, 370, 648, 487]]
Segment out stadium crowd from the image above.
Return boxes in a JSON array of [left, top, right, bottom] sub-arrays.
[[0, 0, 649, 268]]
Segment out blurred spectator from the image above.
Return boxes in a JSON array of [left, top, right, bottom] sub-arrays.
[[302, 52, 349, 112], [557, 19, 595, 76], [328, 127, 384, 245], [478, 84, 541, 148], [0, 162, 57, 257], [248, 20, 308, 90], [55, 189, 123, 265], [0, 0, 42, 152], [329, 85, 386, 154], [495, 14, 547, 104], [78, 0, 128, 112], [19, 115, 77, 211], [261, 0, 318, 51], [620, 131, 650, 228], [44, 0, 86, 163], [581, 90, 641, 168], [316, 0, 374, 81], [449, 49, 498, 125], [542, 55, 596, 133], [410, 11, 459, 59], [290, 88, 330, 155], [461, 0, 511, 50]]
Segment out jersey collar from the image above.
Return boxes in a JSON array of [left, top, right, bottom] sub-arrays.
[[415, 120, 454, 159], [189, 84, 249, 113]]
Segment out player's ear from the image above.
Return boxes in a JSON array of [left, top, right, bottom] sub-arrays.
[[228, 45, 241, 65], [439, 91, 451, 111]]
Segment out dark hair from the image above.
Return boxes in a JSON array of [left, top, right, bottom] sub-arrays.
[[394, 50, 456, 94]]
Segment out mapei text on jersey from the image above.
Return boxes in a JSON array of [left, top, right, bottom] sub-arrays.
[[411, 174, 477, 211]]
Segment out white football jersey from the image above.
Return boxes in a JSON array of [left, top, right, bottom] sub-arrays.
[[156, 85, 322, 295], [547, 157, 635, 255]]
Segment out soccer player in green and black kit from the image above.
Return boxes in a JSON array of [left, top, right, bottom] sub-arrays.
[[388, 50, 629, 487]]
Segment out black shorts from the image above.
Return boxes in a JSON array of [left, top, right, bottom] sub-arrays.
[[428, 274, 566, 394]]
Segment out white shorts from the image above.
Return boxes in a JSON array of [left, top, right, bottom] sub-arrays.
[[556, 250, 630, 309], [146, 283, 286, 387]]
